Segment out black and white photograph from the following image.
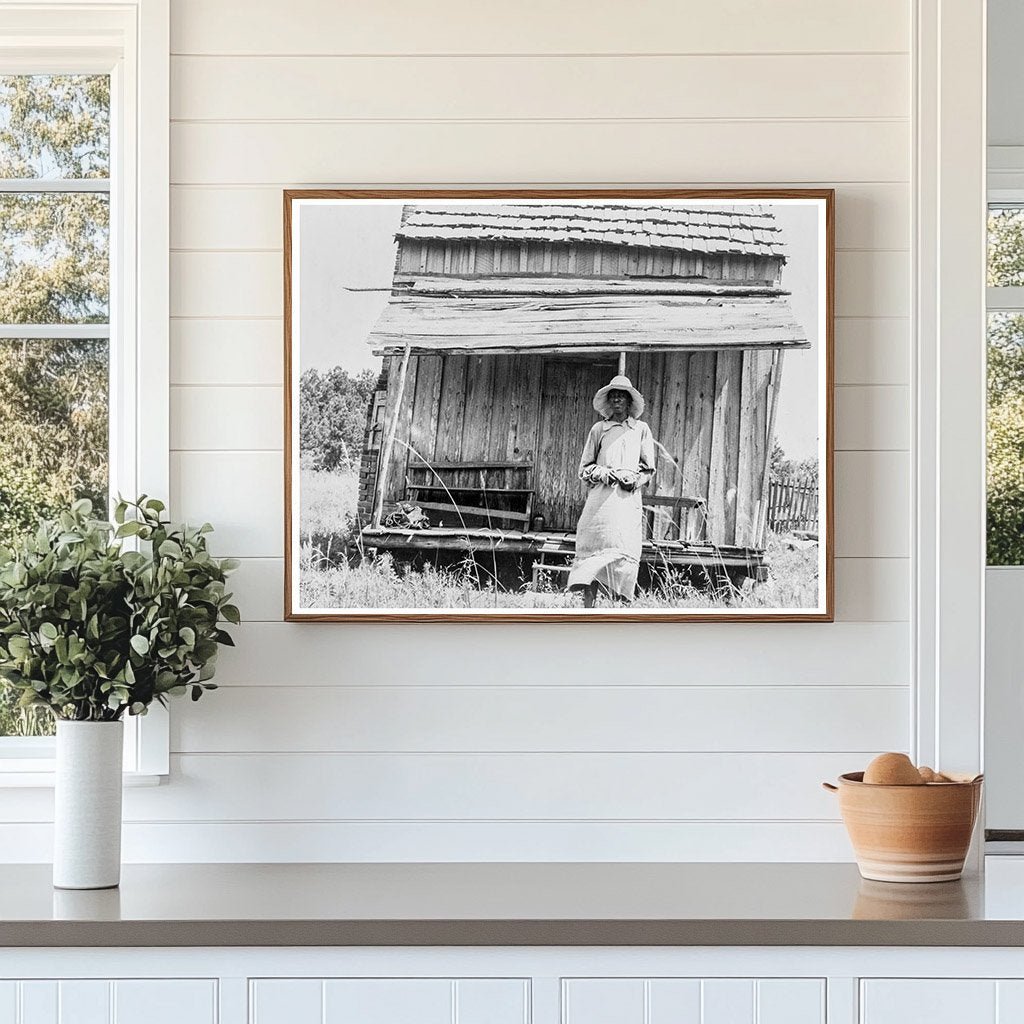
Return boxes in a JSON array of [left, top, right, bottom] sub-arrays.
[[285, 191, 833, 621]]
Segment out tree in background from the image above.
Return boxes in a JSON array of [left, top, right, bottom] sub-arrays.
[[769, 441, 818, 487], [299, 366, 377, 472], [0, 75, 109, 534], [0, 339, 107, 543], [0, 75, 109, 734], [987, 209, 1024, 565]]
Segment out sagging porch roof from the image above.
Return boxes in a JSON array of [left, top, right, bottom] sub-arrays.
[[367, 289, 810, 356]]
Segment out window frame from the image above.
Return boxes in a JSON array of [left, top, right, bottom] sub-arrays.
[[0, 0, 169, 782], [987, 198, 1024, 314]]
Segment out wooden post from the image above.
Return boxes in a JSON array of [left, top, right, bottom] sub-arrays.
[[754, 349, 786, 548], [618, 351, 626, 375], [371, 343, 412, 529]]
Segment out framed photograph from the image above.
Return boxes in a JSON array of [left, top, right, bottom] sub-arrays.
[[284, 189, 833, 622]]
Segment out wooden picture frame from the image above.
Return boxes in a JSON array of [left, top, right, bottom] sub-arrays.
[[284, 189, 834, 622]]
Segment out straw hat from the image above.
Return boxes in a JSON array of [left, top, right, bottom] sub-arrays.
[[593, 374, 645, 418]]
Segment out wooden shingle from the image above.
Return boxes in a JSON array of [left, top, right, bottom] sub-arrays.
[[396, 203, 787, 258]]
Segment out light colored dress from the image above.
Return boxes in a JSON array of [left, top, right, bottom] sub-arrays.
[[567, 416, 656, 600]]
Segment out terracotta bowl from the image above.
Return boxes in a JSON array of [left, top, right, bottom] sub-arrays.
[[823, 771, 983, 883]]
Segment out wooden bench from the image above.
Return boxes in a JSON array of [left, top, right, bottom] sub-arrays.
[[644, 494, 709, 544], [405, 461, 535, 528]]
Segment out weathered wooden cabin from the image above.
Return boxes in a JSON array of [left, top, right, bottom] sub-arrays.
[[355, 203, 809, 585]]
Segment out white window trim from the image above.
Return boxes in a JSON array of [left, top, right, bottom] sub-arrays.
[[983, 193, 1024, 838], [913, 0, 987, 815], [0, 0, 169, 783]]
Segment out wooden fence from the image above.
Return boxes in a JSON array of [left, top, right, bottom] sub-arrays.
[[766, 477, 819, 535]]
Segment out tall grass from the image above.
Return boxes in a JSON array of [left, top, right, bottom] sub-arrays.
[[298, 466, 819, 611], [300, 467, 358, 565], [299, 534, 818, 611]]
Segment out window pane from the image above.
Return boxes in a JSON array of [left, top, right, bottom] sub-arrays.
[[0, 338, 108, 738], [0, 192, 109, 323], [988, 207, 1024, 287], [988, 312, 1024, 565], [0, 75, 109, 179]]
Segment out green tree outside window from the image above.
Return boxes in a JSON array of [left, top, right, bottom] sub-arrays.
[[0, 75, 110, 736], [988, 209, 1024, 565]]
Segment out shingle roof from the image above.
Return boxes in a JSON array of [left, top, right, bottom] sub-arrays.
[[396, 203, 787, 258]]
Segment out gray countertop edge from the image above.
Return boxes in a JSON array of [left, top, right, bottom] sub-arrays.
[[4, 919, 1024, 948]]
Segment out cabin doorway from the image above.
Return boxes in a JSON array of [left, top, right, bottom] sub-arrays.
[[535, 357, 618, 532]]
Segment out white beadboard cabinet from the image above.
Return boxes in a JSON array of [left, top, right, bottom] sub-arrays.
[[0, 979, 218, 1024], [6, 949, 1024, 1024], [561, 978, 825, 1024], [860, 980, 1024, 1023]]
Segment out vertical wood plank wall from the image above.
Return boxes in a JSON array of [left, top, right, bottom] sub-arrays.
[[381, 349, 775, 544], [0, 1, 913, 861]]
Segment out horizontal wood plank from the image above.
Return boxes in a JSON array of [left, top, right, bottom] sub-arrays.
[[835, 250, 909, 318], [221, 558, 283, 622], [171, 451, 283, 557], [835, 385, 909, 451], [119, 751, 878, 821], [170, 121, 909, 186], [171, 319, 283, 385], [834, 451, 909, 557], [170, 183, 909, 252], [171, 385, 282, 451], [170, 684, 909, 754], [0, 820, 855, 862], [210, 621, 909, 686], [834, 318, 909, 385], [833, 557, 909, 621], [171, 252, 281, 317], [170, 0, 910, 56], [171, 54, 909, 121]]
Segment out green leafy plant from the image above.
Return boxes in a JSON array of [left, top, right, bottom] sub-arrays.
[[0, 496, 239, 722]]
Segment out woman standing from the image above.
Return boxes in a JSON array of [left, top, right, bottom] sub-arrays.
[[567, 374, 656, 607]]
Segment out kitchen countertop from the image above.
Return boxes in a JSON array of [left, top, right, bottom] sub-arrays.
[[5, 861, 1024, 947]]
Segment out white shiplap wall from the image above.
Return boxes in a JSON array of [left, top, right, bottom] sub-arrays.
[[4, 0, 915, 861]]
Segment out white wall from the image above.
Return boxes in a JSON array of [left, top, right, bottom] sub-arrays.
[[6, 0, 914, 861]]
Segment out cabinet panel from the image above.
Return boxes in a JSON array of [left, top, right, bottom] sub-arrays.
[[757, 980, 825, 1024], [251, 979, 529, 1024], [0, 983, 16, 1024], [563, 980, 645, 1024], [323, 980, 451, 1024], [997, 980, 1024, 1021], [648, 980, 702, 1023], [456, 980, 529, 1024], [0, 981, 216, 1024], [563, 979, 825, 1024], [113, 981, 217, 1024], [250, 980, 322, 1024], [702, 980, 754, 1024], [18, 984, 56, 1024], [58, 982, 109, 1024], [861, 980, 996, 1023]]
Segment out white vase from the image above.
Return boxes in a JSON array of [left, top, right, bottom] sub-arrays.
[[53, 720, 124, 890]]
